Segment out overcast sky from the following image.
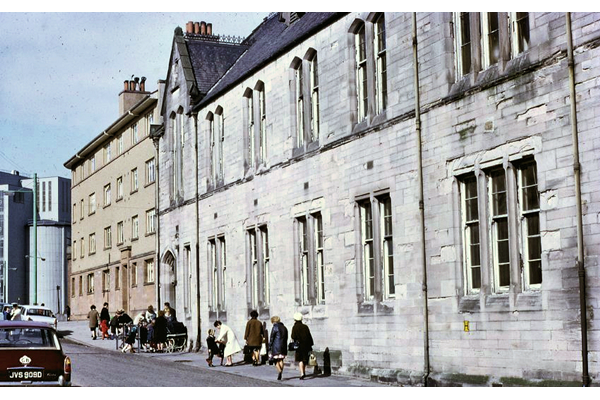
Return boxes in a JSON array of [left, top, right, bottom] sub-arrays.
[[0, 9, 269, 178]]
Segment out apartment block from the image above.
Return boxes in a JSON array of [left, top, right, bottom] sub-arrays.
[[64, 78, 162, 319]]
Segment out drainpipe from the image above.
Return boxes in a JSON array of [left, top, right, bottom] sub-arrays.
[[565, 12, 589, 387], [151, 126, 163, 312], [193, 111, 201, 350], [33, 173, 38, 305], [412, 12, 430, 386], [155, 143, 161, 310]]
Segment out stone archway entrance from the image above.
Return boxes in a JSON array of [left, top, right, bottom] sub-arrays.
[[161, 250, 177, 309]]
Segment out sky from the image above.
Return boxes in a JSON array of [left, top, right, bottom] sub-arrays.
[[0, 8, 270, 179]]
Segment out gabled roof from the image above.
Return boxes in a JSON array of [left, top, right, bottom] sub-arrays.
[[162, 27, 247, 115], [194, 12, 347, 110]]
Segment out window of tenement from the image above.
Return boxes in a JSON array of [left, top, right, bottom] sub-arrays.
[[247, 225, 270, 312], [296, 213, 325, 306], [453, 13, 531, 79], [358, 193, 395, 302], [458, 158, 541, 296]]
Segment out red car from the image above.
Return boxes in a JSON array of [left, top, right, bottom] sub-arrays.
[[0, 320, 71, 386]]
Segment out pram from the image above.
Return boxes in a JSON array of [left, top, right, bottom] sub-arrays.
[[165, 321, 187, 353]]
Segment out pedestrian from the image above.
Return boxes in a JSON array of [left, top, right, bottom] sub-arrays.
[[214, 320, 242, 366], [10, 303, 22, 321], [109, 313, 119, 339], [153, 310, 168, 352], [291, 312, 314, 380], [205, 328, 224, 367], [269, 316, 288, 381], [65, 305, 71, 321], [100, 302, 110, 327], [164, 307, 175, 331], [146, 316, 155, 350], [164, 302, 176, 320], [145, 305, 156, 321], [100, 319, 110, 340], [2, 305, 11, 320], [87, 305, 99, 340], [122, 323, 138, 353], [244, 310, 264, 366]]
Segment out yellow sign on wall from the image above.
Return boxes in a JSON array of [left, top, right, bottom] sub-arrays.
[[464, 321, 470, 332]]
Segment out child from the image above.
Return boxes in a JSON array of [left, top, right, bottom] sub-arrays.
[[205, 328, 224, 367], [100, 319, 110, 340]]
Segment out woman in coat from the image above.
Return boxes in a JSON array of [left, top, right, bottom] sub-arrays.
[[214, 320, 242, 366], [153, 310, 168, 351], [290, 312, 314, 380], [269, 316, 288, 380], [87, 305, 99, 340], [244, 310, 264, 366]]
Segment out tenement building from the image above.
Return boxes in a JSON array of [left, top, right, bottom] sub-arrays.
[[156, 13, 599, 386], [65, 78, 162, 319]]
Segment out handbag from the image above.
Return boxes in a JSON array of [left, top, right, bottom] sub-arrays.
[[243, 345, 252, 355], [309, 352, 318, 366], [288, 340, 299, 351], [260, 342, 267, 356]]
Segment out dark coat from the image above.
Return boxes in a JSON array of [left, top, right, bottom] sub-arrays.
[[269, 322, 288, 356], [100, 307, 110, 323], [244, 318, 264, 347], [154, 315, 168, 343], [291, 321, 313, 363], [206, 335, 223, 356]]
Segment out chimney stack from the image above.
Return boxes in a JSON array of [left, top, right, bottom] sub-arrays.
[[119, 76, 149, 115], [185, 21, 215, 37]]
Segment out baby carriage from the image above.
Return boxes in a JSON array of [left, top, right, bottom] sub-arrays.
[[165, 321, 187, 353]]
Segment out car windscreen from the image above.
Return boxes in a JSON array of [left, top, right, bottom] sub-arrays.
[[0, 328, 60, 349], [25, 308, 54, 317]]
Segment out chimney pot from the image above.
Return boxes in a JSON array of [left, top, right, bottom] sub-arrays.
[[186, 21, 193, 34], [140, 77, 146, 92], [200, 21, 206, 35], [129, 80, 135, 91], [124, 80, 129, 91], [194, 22, 200, 34], [207, 23, 212, 36]]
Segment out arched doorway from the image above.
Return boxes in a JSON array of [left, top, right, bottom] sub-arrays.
[[161, 250, 177, 309]]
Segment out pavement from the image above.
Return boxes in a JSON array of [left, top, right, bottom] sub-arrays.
[[57, 320, 386, 387]]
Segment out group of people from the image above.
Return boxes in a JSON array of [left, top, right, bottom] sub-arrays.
[[87, 302, 179, 353], [206, 311, 314, 381], [88, 304, 316, 380], [2, 303, 22, 321]]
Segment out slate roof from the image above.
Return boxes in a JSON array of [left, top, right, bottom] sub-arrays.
[[186, 39, 248, 97], [194, 12, 347, 110]]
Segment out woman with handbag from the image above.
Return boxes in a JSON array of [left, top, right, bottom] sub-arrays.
[[290, 312, 314, 380], [269, 316, 288, 380]]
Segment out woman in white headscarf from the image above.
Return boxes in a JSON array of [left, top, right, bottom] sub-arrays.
[[214, 320, 242, 366]]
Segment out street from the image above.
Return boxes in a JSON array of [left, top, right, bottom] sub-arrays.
[[61, 340, 283, 387]]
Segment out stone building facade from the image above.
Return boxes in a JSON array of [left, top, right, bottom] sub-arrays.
[[65, 78, 162, 319], [157, 13, 599, 386]]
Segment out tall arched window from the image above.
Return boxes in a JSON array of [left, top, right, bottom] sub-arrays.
[[354, 21, 368, 122], [373, 13, 387, 114]]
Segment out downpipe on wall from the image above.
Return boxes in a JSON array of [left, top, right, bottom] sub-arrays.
[[565, 12, 590, 387], [412, 12, 431, 386]]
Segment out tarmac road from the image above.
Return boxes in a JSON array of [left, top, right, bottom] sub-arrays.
[[62, 340, 283, 387], [56, 320, 384, 388]]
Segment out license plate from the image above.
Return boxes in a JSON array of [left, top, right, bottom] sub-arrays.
[[8, 370, 44, 380]]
